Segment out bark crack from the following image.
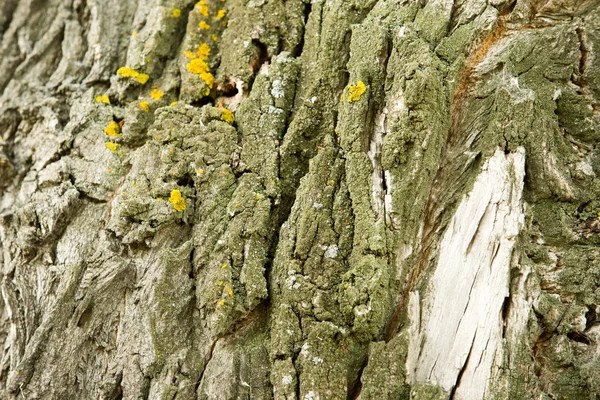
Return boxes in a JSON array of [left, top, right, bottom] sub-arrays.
[[193, 338, 219, 395], [448, 331, 477, 400]]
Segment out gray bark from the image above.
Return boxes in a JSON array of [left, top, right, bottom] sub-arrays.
[[1, 0, 600, 399]]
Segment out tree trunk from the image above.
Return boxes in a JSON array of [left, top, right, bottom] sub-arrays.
[[1, 0, 600, 398]]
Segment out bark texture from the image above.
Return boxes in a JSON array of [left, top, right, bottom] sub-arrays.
[[1, 0, 600, 399]]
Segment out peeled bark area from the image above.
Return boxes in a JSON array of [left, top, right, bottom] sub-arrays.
[[1, 0, 600, 399], [407, 148, 526, 398]]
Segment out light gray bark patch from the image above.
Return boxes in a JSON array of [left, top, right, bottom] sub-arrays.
[[407, 148, 525, 398]]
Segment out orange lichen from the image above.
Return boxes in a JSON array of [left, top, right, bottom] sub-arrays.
[[215, 9, 226, 19], [199, 21, 210, 30], [169, 189, 186, 212], [196, 43, 211, 60], [171, 9, 181, 18], [196, 0, 209, 16], [347, 81, 366, 103], [104, 121, 122, 137], [116, 67, 149, 84], [95, 95, 110, 104], [150, 89, 164, 100], [140, 101, 150, 112], [105, 142, 121, 152], [220, 107, 234, 124]]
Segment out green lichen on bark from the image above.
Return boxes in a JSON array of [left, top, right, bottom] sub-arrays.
[[359, 333, 410, 399], [1, 0, 600, 399]]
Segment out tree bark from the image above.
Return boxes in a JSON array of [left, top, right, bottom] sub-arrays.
[[1, 0, 600, 398]]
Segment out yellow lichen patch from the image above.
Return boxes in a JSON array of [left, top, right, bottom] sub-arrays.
[[225, 285, 234, 297], [186, 58, 210, 74], [255, 193, 262, 200], [196, 43, 211, 60], [221, 263, 228, 269], [139, 101, 150, 112], [199, 21, 210, 30], [150, 89, 164, 100], [196, 168, 204, 174], [196, 0, 209, 16], [211, 34, 218, 42], [117, 67, 149, 84], [132, 32, 139, 37], [186, 56, 215, 91], [200, 72, 214, 89], [169, 189, 186, 212], [95, 95, 110, 104], [218, 280, 224, 286], [215, 9, 226, 19], [171, 9, 181, 18], [104, 121, 122, 137], [220, 107, 235, 124], [217, 299, 226, 306], [107, 168, 113, 173], [184, 50, 196, 59], [170, 101, 178, 106], [347, 81, 366, 103], [105, 142, 121, 152]]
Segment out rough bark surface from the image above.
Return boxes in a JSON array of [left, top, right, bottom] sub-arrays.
[[1, 0, 600, 399]]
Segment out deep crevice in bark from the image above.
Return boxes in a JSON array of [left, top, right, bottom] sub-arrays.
[[448, 334, 476, 400]]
